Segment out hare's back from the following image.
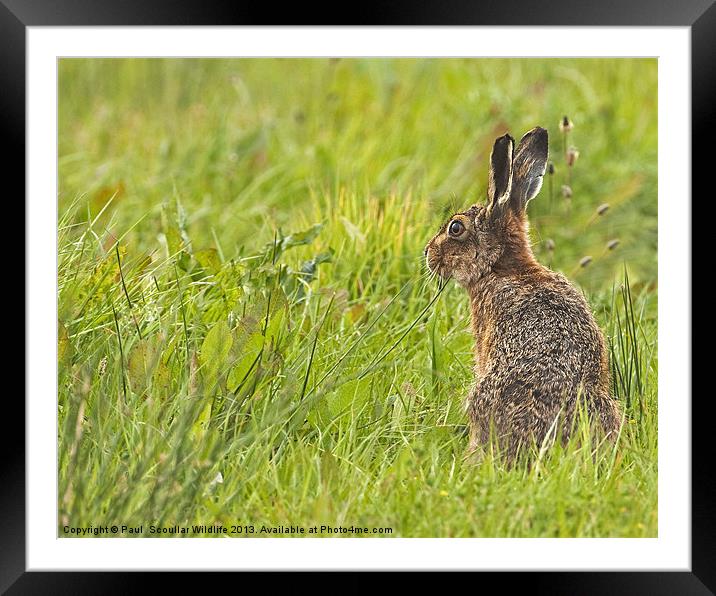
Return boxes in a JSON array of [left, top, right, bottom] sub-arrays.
[[492, 274, 606, 374]]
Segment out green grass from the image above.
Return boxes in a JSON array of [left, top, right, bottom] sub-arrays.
[[58, 58, 657, 537]]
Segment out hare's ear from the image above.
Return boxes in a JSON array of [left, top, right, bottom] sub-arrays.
[[510, 127, 548, 211], [487, 133, 515, 215]]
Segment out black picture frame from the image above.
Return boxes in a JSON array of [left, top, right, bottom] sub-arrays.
[[10, 1, 704, 592]]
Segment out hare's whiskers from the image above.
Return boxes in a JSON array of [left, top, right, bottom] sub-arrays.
[[357, 279, 448, 380]]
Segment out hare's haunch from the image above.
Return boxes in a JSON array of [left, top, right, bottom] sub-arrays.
[[425, 127, 621, 460]]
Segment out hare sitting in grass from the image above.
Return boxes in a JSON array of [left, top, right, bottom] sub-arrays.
[[425, 127, 621, 460]]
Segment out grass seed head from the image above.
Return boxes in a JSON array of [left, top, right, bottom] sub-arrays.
[[579, 256, 593, 268], [566, 146, 580, 167], [561, 185, 573, 198], [597, 203, 610, 215], [559, 115, 574, 133], [97, 356, 107, 377]]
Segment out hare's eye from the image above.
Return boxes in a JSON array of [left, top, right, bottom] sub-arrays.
[[448, 220, 465, 237]]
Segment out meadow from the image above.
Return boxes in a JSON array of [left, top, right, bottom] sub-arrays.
[[58, 58, 658, 537]]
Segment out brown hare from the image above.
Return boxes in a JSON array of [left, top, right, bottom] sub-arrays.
[[425, 127, 621, 461]]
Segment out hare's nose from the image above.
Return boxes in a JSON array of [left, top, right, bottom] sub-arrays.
[[424, 246, 428, 256]]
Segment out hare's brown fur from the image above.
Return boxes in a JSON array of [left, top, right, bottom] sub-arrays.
[[425, 128, 621, 460]]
